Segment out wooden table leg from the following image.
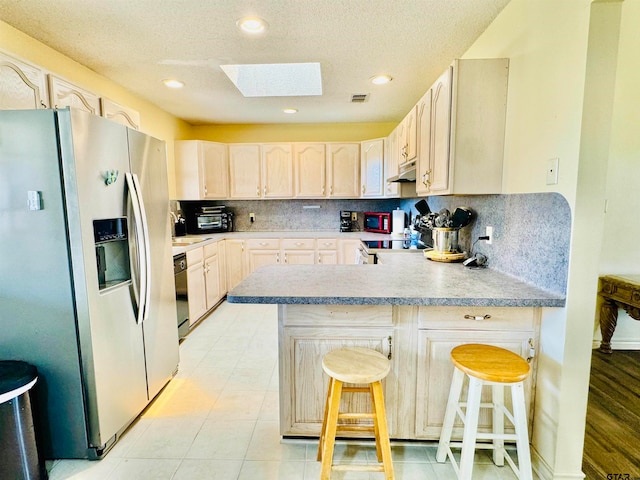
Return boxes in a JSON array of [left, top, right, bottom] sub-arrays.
[[599, 299, 619, 354]]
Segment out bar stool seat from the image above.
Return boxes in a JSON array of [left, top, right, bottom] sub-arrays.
[[436, 344, 533, 480], [317, 347, 394, 479]]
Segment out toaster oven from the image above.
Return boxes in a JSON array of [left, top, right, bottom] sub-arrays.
[[186, 206, 233, 234]]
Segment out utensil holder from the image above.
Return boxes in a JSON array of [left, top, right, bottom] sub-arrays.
[[432, 228, 460, 253]]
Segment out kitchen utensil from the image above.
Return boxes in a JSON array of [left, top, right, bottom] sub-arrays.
[[451, 207, 474, 228], [435, 209, 450, 228], [414, 199, 430, 215]]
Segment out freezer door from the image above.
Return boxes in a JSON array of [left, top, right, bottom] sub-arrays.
[[0, 109, 90, 458], [58, 109, 148, 450], [127, 129, 179, 399]]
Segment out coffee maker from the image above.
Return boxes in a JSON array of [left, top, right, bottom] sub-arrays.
[[340, 210, 356, 232]]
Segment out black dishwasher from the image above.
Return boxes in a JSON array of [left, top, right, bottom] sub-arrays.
[[173, 253, 189, 340]]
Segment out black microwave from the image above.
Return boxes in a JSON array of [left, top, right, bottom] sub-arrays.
[[186, 207, 233, 234]]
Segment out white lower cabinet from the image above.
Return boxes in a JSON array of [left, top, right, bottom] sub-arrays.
[[225, 239, 247, 291], [280, 304, 395, 436], [186, 241, 226, 327], [317, 238, 338, 264], [246, 238, 281, 273], [281, 238, 315, 265], [186, 247, 207, 325], [338, 239, 362, 264], [277, 304, 540, 441], [415, 306, 538, 440]]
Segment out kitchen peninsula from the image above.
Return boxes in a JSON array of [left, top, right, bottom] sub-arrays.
[[227, 252, 564, 440]]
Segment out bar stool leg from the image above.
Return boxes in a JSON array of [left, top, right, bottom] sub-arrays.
[[436, 368, 465, 463], [492, 384, 505, 466], [511, 383, 533, 480], [320, 378, 343, 480], [371, 380, 394, 480], [459, 376, 483, 480], [370, 383, 383, 463], [317, 376, 333, 461]]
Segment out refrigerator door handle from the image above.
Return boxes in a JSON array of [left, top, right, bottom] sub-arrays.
[[130, 172, 152, 324], [125, 172, 148, 325]]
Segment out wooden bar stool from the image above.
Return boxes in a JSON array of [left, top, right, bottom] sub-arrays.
[[436, 344, 533, 480], [317, 346, 394, 480]]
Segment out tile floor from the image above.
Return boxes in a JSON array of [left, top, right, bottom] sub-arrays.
[[47, 301, 529, 479]]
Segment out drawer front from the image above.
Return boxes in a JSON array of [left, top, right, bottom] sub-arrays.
[[281, 238, 316, 250], [418, 306, 536, 331], [203, 241, 218, 257], [246, 238, 280, 249], [186, 246, 204, 264], [317, 238, 338, 250]]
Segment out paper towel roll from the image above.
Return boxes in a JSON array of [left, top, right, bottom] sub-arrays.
[[392, 209, 406, 236]]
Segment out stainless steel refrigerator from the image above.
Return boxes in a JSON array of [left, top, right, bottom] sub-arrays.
[[0, 108, 179, 459]]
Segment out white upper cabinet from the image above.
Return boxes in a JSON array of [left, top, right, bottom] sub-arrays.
[[295, 143, 327, 198], [326, 143, 360, 198], [360, 138, 385, 198], [229, 144, 261, 199], [0, 51, 48, 110], [100, 97, 140, 130], [175, 140, 228, 200], [295, 143, 360, 198], [417, 58, 509, 196], [48, 75, 101, 115], [398, 106, 417, 166], [384, 127, 400, 198], [261, 144, 294, 198]]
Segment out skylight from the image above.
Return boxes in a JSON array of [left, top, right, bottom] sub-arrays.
[[220, 63, 322, 97]]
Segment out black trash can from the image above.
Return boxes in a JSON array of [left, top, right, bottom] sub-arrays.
[[0, 361, 46, 479]]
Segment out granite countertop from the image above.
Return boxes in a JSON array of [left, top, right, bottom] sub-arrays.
[[227, 250, 566, 308]]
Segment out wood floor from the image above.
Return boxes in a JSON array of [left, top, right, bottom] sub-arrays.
[[582, 349, 640, 479]]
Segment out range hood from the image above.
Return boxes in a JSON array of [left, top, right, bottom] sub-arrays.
[[387, 164, 416, 183]]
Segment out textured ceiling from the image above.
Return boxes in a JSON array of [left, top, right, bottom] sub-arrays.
[[0, 0, 510, 125]]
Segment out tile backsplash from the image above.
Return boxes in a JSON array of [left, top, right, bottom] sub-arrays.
[[174, 192, 570, 295]]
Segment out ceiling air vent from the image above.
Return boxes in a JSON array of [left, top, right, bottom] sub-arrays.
[[351, 93, 368, 103]]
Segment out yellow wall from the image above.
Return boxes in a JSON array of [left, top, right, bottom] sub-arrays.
[[188, 122, 395, 143], [0, 20, 192, 198]]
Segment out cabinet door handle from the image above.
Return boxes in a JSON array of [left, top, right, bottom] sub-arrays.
[[463, 314, 491, 321], [362, 185, 366, 194], [318, 254, 321, 263], [256, 186, 260, 196], [263, 186, 267, 196], [204, 185, 208, 195], [387, 336, 393, 360]]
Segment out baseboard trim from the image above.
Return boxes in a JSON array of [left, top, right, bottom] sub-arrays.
[[591, 340, 640, 350], [532, 447, 586, 480]]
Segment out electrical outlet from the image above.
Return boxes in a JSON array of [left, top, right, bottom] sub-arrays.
[[351, 212, 358, 221], [485, 226, 493, 245], [249, 213, 255, 223], [546, 157, 559, 185]]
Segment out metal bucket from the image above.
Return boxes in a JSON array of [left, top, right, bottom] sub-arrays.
[[432, 228, 459, 253]]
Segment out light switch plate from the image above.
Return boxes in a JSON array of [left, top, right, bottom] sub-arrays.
[[27, 190, 42, 210], [546, 158, 559, 185]]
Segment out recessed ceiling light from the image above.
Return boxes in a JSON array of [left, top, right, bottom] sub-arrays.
[[162, 79, 184, 89], [237, 17, 268, 34], [370, 75, 393, 85], [283, 108, 298, 114]]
